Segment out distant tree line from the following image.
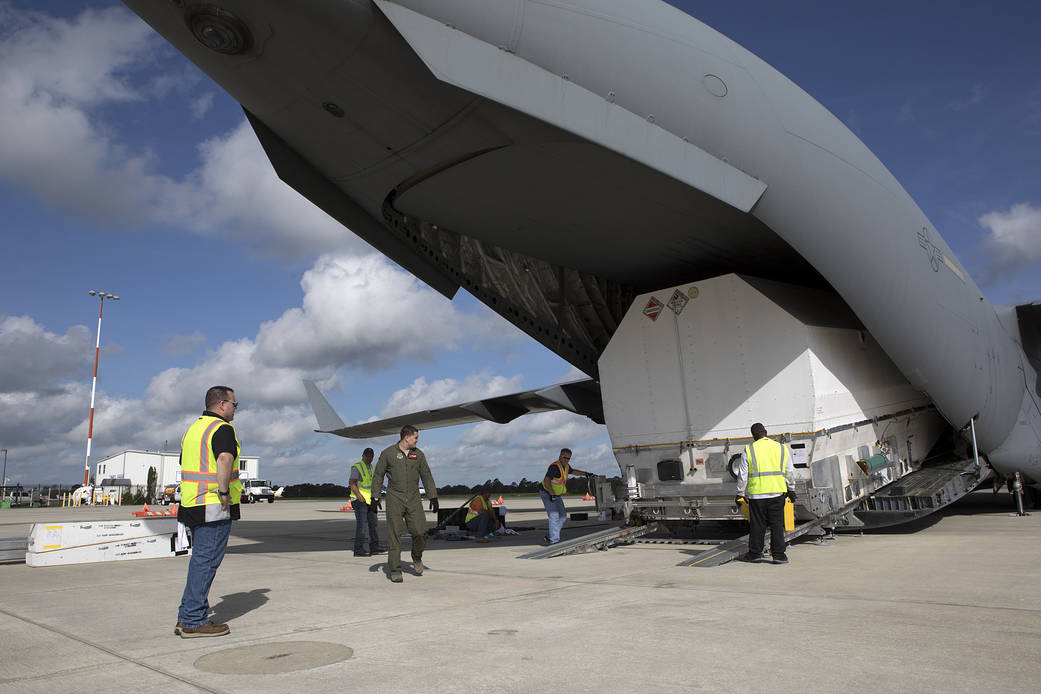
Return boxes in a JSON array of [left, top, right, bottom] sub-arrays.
[[280, 477, 621, 498]]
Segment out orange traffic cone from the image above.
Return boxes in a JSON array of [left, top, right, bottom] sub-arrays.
[[339, 499, 354, 511], [581, 493, 593, 501], [142, 503, 151, 512]]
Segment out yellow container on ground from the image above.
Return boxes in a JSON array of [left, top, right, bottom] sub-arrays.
[[738, 498, 795, 531]]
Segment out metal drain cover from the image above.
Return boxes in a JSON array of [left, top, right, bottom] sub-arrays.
[[194, 641, 353, 674]]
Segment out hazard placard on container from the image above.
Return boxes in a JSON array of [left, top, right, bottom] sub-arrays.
[[667, 288, 689, 315], [643, 297, 664, 321]]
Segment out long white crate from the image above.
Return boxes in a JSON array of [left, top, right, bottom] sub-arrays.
[[26, 518, 186, 567]]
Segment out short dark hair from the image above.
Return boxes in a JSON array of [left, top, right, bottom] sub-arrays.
[[560, 448, 572, 457], [750, 422, 768, 440], [362, 447, 374, 456], [205, 386, 234, 409], [400, 424, 418, 440]]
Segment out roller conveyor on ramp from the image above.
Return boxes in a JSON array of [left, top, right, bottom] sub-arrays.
[[0, 537, 27, 563], [851, 456, 988, 528], [518, 522, 662, 559], [680, 517, 831, 568], [521, 457, 987, 566]]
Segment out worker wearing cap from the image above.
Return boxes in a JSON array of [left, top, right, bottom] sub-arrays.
[[540, 448, 594, 545], [370, 425, 437, 582], [735, 422, 796, 564], [348, 447, 383, 557]]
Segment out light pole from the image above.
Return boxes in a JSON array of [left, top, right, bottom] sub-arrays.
[[84, 291, 119, 488], [1, 448, 7, 501]]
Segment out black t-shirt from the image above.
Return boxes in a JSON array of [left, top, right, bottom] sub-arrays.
[[209, 418, 238, 458], [177, 411, 240, 527]]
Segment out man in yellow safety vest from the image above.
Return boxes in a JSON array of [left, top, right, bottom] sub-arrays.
[[349, 447, 383, 557], [735, 423, 797, 564], [465, 491, 500, 542], [175, 385, 242, 638], [540, 448, 594, 545]]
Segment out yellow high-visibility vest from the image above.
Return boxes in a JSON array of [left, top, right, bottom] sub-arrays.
[[466, 495, 491, 523], [543, 461, 569, 495], [744, 437, 789, 496], [352, 460, 373, 504], [180, 415, 241, 508]]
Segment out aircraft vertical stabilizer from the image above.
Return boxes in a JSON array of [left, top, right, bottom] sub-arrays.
[[302, 380, 347, 433]]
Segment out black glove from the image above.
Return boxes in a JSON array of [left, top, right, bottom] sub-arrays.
[[786, 491, 796, 503], [369, 500, 381, 513], [429, 498, 439, 513]]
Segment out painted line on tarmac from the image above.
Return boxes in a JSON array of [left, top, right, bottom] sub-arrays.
[[0, 605, 219, 693]]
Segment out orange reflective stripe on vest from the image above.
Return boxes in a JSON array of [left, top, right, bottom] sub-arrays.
[[180, 415, 241, 508], [543, 461, 569, 495]]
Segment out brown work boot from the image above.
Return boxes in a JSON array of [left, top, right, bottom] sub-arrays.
[[174, 621, 183, 636], [390, 573, 403, 583], [413, 559, 424, 576], [179, 621, 230, 638]]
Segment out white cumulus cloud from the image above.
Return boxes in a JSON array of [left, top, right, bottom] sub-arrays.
[[380, 372, 524, 417], [0, 6, 359, 260], [979, 202, 1041, 282]]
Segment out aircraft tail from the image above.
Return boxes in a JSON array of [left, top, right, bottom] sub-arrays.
[[302, 380, 347, 432]]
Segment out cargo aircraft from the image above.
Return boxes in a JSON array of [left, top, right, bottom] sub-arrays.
[[123, 0, 1041, 532]]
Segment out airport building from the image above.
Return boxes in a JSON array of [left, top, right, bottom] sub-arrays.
[[93, 450, 260, 490]]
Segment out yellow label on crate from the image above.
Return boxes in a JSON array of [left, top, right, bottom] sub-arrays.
[[43, 525, 63, 549]]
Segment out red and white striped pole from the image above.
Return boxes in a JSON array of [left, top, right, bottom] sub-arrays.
[[84, 290, 119, 487]]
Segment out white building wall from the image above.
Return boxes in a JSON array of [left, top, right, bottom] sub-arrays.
[[95, 451, 261, 488]]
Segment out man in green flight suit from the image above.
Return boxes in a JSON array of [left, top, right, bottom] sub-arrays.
[[370, 424, 438, 583]]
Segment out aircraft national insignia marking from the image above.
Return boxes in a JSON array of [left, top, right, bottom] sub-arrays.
[[917, 227, 966, 281], [918, 226, 943, 272], [666, 289, 689, 315], [643, 297, 664, 321]]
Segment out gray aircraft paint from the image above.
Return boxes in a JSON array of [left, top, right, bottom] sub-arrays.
[[121, 0, 1041, 480]]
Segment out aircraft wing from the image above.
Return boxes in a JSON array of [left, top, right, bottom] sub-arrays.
[[303, 378, 603, 439]]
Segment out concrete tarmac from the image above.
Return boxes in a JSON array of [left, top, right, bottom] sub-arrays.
[[1, 492, 1039, 693]]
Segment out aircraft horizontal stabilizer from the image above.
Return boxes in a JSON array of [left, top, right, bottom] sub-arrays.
[[306, 378, 604, 439]]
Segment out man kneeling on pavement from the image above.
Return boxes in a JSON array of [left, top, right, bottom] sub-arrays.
[[465, 491, 502, 542]]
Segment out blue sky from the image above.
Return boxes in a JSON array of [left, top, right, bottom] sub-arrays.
[[1, 1, 1039, 488]]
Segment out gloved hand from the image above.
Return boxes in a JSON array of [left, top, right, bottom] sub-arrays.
[[735, 495, 745, 505], [786, 491, 796, 503], [369, 500, 381, 513], [429, 497, 439, 513]]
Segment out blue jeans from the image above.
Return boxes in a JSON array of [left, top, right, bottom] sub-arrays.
[[178, 519, 231, 628], [540, 489, 566, 543], [466, 513, 493, 537], [353, 503, 380, 553]]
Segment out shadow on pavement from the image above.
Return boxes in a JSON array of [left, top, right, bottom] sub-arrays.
[[212, 587, 271, 622], [221, 516, 623, 556]]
